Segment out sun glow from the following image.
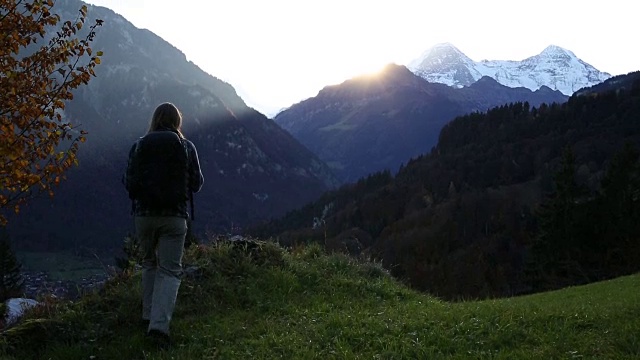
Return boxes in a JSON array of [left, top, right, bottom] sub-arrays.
[[84, 0, 639, 116]]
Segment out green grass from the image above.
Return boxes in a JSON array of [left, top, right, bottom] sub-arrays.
[[2, 242, 639, 359]]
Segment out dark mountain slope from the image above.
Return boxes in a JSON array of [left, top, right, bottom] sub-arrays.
[[274, 64, 568, 183]]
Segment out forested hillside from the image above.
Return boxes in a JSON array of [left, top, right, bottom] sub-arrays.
[[249, 71, 640, 299]]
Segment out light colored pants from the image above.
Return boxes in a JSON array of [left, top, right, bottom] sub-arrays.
[[136, 216, 187, 335]]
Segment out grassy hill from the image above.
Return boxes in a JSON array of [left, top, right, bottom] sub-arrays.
[[2, 241, 639, 359]]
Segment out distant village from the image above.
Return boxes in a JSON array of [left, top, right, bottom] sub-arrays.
[[21, 270, 112, 300]]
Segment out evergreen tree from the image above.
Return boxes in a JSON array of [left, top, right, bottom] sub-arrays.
[[530, 146, 589, 287], [601, 142, 640, 215], [0, 231, 24, 301], [538, 147, 584, 251], [598, 142, 640, 270]]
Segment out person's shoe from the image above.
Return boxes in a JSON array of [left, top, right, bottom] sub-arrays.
[[146, 329, 171, 349]]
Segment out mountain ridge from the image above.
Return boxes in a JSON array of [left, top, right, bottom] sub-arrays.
[[408, 43, 611, 95], [275, 63, 568, 183]]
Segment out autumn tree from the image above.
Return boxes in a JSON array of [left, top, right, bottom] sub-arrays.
[[0, 0, 103, 225]]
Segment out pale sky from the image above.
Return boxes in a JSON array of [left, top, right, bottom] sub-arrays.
[[84, 0, 639, 116]]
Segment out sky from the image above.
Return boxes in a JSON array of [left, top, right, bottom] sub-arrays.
[[84, 0, 639, 116]]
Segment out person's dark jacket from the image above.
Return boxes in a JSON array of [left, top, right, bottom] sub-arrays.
[[124, 129, 204, 218]]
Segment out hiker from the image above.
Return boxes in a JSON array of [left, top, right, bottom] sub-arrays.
[[124, 102, 204, 345]]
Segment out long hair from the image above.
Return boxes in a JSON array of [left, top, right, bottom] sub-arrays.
[[147, 102, 184, 138]]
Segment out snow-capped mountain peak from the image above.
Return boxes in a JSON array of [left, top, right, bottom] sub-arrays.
[[408, 44, 611, 95], [407, 43, 480, 88], [408, 43, 472, 68], [539, 44, 574, 57]]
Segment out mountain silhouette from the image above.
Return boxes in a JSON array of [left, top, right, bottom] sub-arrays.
[[274, 63, 568, 183]]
